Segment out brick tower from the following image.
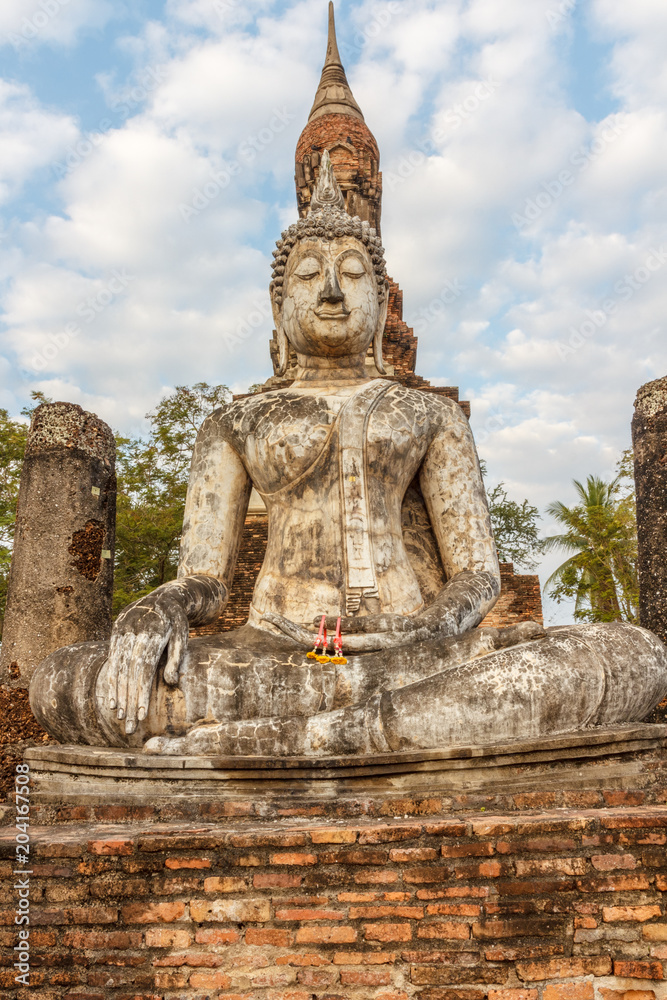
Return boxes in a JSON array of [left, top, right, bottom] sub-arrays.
[[195, 3, 543, 634]]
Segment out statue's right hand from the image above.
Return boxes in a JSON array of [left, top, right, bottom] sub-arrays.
[[104, 590, 189, 736]]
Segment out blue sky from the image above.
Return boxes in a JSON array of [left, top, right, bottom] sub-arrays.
[[1, 0, 666, 623]]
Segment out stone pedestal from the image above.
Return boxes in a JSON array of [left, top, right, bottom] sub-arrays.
[[0, 402, 116, 688], [633, 376, 667, 646]]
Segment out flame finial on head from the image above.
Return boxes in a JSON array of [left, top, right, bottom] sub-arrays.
[[309, 150, 346, 214]]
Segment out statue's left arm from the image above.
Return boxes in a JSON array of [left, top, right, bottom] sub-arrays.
[[104, 410, 252, 733], [415, 397, 501, 632]]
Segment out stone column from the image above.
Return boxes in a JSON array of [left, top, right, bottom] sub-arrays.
[[0, 403, 116, 688], [632, 375, 667, 645]]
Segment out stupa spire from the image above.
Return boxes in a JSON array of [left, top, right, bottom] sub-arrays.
[[308, 2, 364, 123]]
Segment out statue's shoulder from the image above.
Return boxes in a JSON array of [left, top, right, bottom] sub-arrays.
[[383, 383, 466, 426], [195, 390, 304, 448]]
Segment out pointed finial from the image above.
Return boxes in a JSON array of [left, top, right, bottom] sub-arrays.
[[308, 3, 364, 123], [309, 150, 346, 213]]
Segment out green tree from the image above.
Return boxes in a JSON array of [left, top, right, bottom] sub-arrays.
[[543, 459, 638, 623], [0, 411, 29, 638], [113, 383, 231, 614], [479, 462, 544, 570]]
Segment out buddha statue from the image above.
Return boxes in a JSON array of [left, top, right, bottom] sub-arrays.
[[30, 153, 667, 758]]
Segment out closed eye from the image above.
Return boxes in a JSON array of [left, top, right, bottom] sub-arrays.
[[340, 263, 366, 279], [294, 258, 321, 280]]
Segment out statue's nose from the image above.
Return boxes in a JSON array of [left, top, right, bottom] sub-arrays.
[[318, 266, 345, 305]]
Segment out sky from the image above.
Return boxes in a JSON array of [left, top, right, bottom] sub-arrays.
[[1, 0, 666, 624]]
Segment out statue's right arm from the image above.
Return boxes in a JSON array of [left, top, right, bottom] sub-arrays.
[[104, 410, 252, 734]]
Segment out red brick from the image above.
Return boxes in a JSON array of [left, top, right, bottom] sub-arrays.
[[404, 867, 449, 884], [426, 822, 469, 836], [121, 901, 185, 924], [657, 875, 667, 891], [297, 968, 336, 987], [277, 953, 332, 966], [473, 919, 560, 939], [339, 891, 377, 902], [350, 905, 423, 919], [194, 928, 241, 944], [364, 922, 413, 942], [514, 858, 586, 876], [271, 853, 317, 866], [417, 887, 490, 900], [87, 840, 133, 856], [62, 930, 141, 949], [333, 951, 396, 964], [204, 876, 247, 892], [295, 925, 357, 943], [603, 790, 646, 806], [276, 908, 344, 921], [591, 853, 637, 870], [485, 946, 565, 961], [390, 848, 438, 862], [489, 992, 538, 1000], [379, 798, 442, 816], [70, 906, 118, 924], [427, 904, 481, 917], [496, 839, 577, 854], [603, 905, 662, 923], [578, 874, 651, 892], [513, 793, 557, 809], [458, 861, 505, 879], [441, 843, 495, 858], [144, 927, 192, 948], [254, 872, 302, 888], [516, 957, 612, 981], [320, 848, 388, 864], [417, 922, 470, 940], [165, 857, 210, 869], [543, 985, 594, 1000], [613, 961, 664, 979], [309, 829, 358, 844], [230, 832, 306, 847], [340, 969, 392, 985], [188, 971, 232, 988], [643, 924, 667, 941], [190, 898, 270, 922], [358, 824, 422, 844]]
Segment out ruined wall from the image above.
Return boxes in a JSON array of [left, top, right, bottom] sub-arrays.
[[0, 403, 116, 688]]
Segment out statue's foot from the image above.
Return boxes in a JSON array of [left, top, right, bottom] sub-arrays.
[[144, 725, 222, 756], [490, 620, 547, 649]]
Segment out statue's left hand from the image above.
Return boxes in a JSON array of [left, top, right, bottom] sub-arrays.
[[104, 591, 189, 736]]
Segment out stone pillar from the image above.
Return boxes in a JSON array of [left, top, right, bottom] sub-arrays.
[[0, 403, 116, 688], [632, 375, 667, 645]]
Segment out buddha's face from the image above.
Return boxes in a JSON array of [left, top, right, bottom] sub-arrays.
[[276, 236, 382, 359]]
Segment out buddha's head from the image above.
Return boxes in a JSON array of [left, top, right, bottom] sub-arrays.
[[270, 151, 388, 377]]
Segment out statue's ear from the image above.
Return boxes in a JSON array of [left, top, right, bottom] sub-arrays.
[[373, 279, 390, 376], [270, 282, 289, 377]]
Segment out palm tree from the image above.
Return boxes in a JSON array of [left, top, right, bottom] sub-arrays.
[[543, 474, 638, 623]]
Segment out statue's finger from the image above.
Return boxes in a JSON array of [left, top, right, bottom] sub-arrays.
[[128, 634, 167, 733], [105, 634, 121, 709], [262, 612, 314, 647], [164, 616, 187, 686], [115, 634, 133, 721]]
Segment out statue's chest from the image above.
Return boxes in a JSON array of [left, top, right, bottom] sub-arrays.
[[236, 393, 430, 497]]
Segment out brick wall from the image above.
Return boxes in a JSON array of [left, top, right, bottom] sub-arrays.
[[482, 564, 544, 629], [2, 807, 667, 998]]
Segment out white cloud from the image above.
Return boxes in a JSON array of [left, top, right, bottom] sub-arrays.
[[0, 0, 113, 48], [0, 81, 78, 204]]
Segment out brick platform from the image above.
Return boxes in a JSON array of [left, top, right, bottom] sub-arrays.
[[2, 807, 667, 999]]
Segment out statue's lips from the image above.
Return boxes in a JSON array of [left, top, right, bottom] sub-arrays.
[[315, 306, 350, 319]]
